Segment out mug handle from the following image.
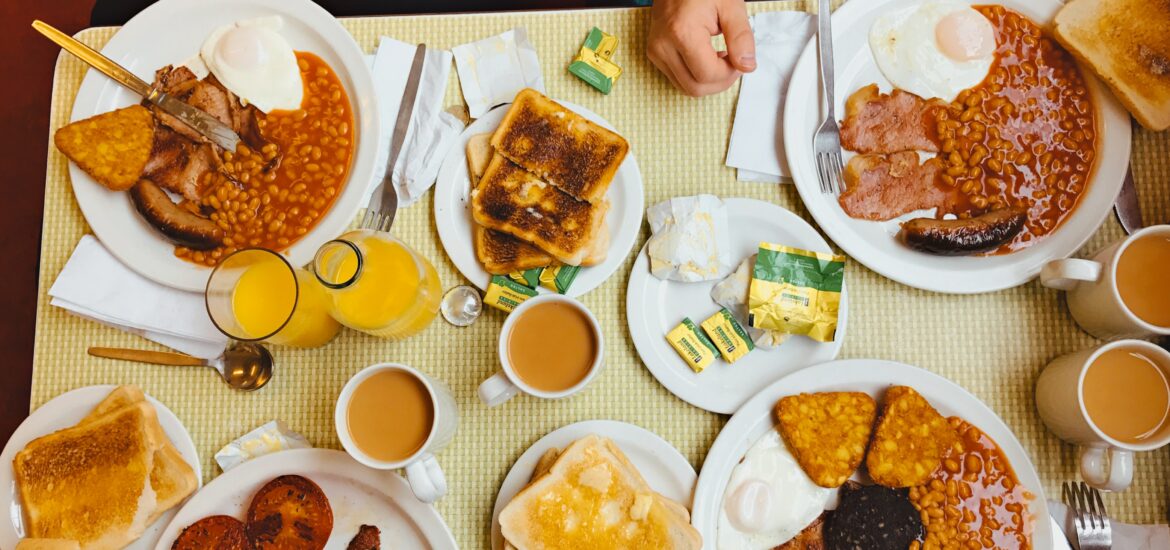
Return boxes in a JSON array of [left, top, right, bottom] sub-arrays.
[[1079, 446, 1134, 492], [478, 371, 519, 407], [404, 453, 447, 503], [1040, 259, 1102, 291]]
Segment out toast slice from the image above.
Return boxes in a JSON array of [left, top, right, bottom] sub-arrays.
[[467, 132, 555, 273], [1054, 0, 1170, 130], [499, 435, 701, 550], [580, 220, 610, 267], [491, 88, 628, 204], [83, 386, 198, 525], [466, 132, 494, 187], [472, 154, 606, 266], [14, 402, 161, 548], [776, 392, 877, 488], [53, 105, 156, 191]]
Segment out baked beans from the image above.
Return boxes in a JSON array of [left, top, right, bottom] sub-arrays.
[[176, 52, 355, 266]]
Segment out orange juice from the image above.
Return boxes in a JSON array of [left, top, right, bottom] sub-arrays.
[[214, 249, 341, 348], [313, 230, 441, 340]]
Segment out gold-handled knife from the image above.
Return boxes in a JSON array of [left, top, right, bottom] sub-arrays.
[[32, 20, 242, 152]]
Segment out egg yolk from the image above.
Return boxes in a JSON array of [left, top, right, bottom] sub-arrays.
[[216, 26, 271, 71], [935, 9, 996, 62]]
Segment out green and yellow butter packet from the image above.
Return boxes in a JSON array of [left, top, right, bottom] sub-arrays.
[[485, 275, 538, 313], [569, 27, 623, 94], [539, 265, 581, 294], [507, 268, 543, 289], [748, 243, 845, 342], [666, 318, 719, 373], [700, 308, 755, 364]]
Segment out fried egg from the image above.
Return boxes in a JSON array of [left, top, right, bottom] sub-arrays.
[[717, 430, 832, 549], [869, 1, 997, 102], [200, 16, 304, 113]]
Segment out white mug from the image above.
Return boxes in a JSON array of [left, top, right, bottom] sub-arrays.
[[335, 363, 459, 503], [1035, 340, 1170, 491], [478, 294, 605, 407], [1040, 225, 1170, 339]]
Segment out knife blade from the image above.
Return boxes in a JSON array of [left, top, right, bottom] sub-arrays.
[[32, 20, 241, 152], [363, 43, 426, 232], [1114, 167, 1144, 235]]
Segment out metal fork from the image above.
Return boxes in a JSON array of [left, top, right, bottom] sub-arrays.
[[1063, 481, 1113, 550], [812, 0, 845, 195]]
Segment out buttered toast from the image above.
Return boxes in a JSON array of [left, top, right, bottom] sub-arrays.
[[498, 435, 701, 550], [14, 402, 161, 549], [472, 154, 608, 266], [491, 88, 628, 204], [1054, 0, 1170, 130]]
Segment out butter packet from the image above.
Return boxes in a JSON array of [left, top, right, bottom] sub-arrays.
[[748, 243, 846, 342], [700, 308, 755, 363], [666, 318, 719, 373], [569, 28, 622, 94], [214, 420, 311, 472], [507, 268, 543, 289], [539, 265, 581, 294], [485, 275, 538, 312]]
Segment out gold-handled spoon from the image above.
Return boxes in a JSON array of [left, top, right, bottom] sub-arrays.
[[88, 342, 274, 391]]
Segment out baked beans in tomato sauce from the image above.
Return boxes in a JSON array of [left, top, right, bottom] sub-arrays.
[[937, 5, 1096, 254], [177, 51, 355, 266]]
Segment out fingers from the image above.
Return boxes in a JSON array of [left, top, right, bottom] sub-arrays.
[[647, 46, 684, 91], [718, 1, 756, 72], [674, 27, 741, 94], [657, 42, 737, 97]]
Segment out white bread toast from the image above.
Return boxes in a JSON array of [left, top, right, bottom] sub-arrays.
[[14, 402, 161, 549], [499, 435, 702, 549], [15, 540, 82, 550], [83, 386, 197, 526], [1054, 0, 1170, 130], [466, 132, 494, 187]]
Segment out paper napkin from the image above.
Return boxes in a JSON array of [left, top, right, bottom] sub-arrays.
[[369, 37, 465, 206], [725, 11, 816, 183], [48, 235, 228, 359], [1048, 500, 1170, 549], [452, 28, 545, 118]]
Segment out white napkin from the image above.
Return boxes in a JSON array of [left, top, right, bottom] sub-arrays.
[[48, 236, 228, 359], [1048, 500, 1170, 549], [452, 28, 545, 119], [369, 37, 465, 206], [725, 11, 816, 183]]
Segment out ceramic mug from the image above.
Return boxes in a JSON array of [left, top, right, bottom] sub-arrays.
[[1039, 225, 1170, 339], [1035, 340, 1170, 491], [478, 294, 605, 407], [336, 363, 459, 503]]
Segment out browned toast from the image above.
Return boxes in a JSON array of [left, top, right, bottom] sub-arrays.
[[474, 224, 555, 274], [490, 88, 628, 204]]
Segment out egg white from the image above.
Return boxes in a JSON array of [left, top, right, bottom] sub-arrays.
[[200, 16, 304, 113]]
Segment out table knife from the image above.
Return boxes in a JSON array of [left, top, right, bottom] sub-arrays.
[[362, 43, 426, 232], [32, 20, 242, 152], [1114, 167, 1144, 235]]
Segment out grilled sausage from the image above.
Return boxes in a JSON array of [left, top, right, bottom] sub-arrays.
[[129, 179, 224, 250], [898, 208, 1027, 256]]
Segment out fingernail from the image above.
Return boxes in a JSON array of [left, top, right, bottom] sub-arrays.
[[739, 54, 757, 70]]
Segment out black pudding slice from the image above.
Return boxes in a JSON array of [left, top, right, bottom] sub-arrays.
[[825, 482, 924, 550]]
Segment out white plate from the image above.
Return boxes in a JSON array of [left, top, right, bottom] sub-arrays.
[[489, 420, 696, 550], [67, 0, 380, 291], [692, 359, 1054, 550], [626, 198, 848, 414], [0, 385, 202, 549], [434, 102, 644, 297], [783, 0, 1131, 294], [155, 448, 456, 550]]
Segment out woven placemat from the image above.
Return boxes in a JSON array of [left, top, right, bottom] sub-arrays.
[[30, 1, 1169, 545]]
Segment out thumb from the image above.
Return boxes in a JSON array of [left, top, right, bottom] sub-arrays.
[[719, 3, 756, 72]]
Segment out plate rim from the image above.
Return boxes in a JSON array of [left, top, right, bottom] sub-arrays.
[[625, 197, 849, 414], [0, 385, 202, 549], [433, 99, 645, 298], [488, 419, 697, 550], [782, 0, 1132, 294], [690, 359, 1054, 550], [65, 0, 381, 292]]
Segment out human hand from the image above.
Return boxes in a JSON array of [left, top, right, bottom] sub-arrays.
[[647, 0, 756, 97]]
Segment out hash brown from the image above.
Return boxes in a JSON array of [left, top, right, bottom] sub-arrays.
[[246, 475, 333, 550], [775, 392, 877, 488], [54, 104, 155, 191], [866, 386, 959, 488]]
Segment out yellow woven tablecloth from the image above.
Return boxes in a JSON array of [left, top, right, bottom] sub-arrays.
[[31, 1, 1169, 546]]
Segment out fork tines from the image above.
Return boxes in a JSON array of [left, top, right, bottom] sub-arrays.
[[1063, 481, 1113, 549], [816, 151, 845, 195]]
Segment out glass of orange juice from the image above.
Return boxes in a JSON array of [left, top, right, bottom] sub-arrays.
[[311, 230, 441, 341], [206, 248, 341, 348]]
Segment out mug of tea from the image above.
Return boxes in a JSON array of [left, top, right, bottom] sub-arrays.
[[336, 363, 459, 503], [478, 294, 605, 407], [1040, 225, 1170, 339], [1035, 339, 1170, 491]]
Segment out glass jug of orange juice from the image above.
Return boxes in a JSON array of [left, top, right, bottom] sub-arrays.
[[311, 230, 441, 340]]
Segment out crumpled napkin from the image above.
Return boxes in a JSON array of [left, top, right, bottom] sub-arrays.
[[214, 420, 312, 472], [452, 27, 545, 118], [369, 36, 465, 206], [725, 11, 816, 183], [48, 235, 228, 359], [1048, 500, 1170, 549], [646, 195, 734, 282]]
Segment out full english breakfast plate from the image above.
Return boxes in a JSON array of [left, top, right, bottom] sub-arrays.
[[784, 0, 1131, 293], [691, 359, 1053, 550]]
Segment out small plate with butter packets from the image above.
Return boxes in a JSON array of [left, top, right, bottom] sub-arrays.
[[626, 198, 849, 414]]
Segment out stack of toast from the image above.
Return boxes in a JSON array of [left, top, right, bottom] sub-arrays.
[[12, 386, 198, 549], [469, 88, 628, 274], [498, 435, 702, 549]]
